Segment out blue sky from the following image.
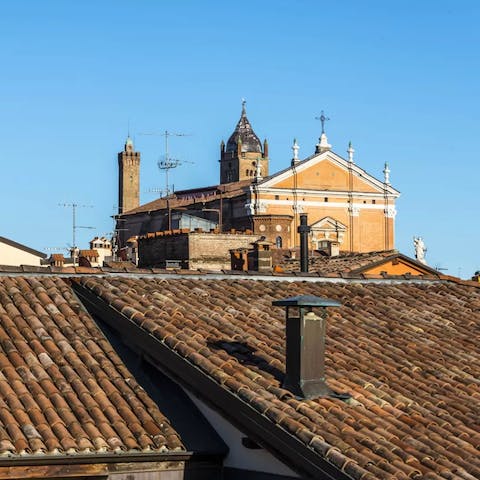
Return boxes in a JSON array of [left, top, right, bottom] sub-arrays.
[[1, 1, 479, 277]]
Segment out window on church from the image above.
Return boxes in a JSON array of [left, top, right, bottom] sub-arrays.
[[324, 197, 329, 202], [372, 199, 376, 204], [276, 236, 283, 248], [275, 195, 279, 200]]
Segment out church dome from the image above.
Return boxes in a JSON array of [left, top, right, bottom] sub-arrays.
[[226, 102, 262, 153]]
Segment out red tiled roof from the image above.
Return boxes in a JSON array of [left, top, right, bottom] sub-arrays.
[[278, 250, 440, 276], [0, 276, 184, 458], [75, 275, 480, 479], [78, 249, 99, 257], [120, 181, 249, 216]]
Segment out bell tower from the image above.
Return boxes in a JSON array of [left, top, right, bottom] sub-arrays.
[[220, 101, 269, 184], [118, 137, 140, 214]]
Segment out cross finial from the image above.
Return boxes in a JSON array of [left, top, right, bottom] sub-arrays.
[[315, 110, 330, 134], [241, 98, 246, 115]]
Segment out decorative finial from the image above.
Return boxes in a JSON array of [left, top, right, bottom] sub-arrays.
[[315, 110, 330, 135], [292, 138, 300, 163], [347, 141, 355, 163], [383, 162, 391, 185], [255, 157, 263, 181], [241, 98, 246, 115], [314, 111, 332, 154]]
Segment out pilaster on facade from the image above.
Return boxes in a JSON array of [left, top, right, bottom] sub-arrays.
[[384, 206, 397, 218], [348, 205, 361, 217]]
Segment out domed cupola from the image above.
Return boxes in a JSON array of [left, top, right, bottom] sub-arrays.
[[220, 101, 269, 184], [226, 101, 262, 154]]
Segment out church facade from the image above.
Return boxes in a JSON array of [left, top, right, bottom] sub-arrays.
[[116, 104, 400, 253]]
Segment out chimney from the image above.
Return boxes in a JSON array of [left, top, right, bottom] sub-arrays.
[[298, 214, 310, 272], [251, 239, 273, 272], [319, 240, 340, 257], [273, 295, 350, 400]]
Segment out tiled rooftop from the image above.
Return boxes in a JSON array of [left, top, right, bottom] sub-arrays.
[[278, 250, 406, 274], [76, 275, 480, 479], [123, 180, 249, 216], [0, 276, 184, 458]]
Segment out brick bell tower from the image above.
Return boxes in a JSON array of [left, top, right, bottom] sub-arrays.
[[118, 136, 140, 214], [220, 100, 269, 184]]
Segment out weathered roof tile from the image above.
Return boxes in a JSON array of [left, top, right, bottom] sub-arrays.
[[76, 275, 480, 479], [0, 276, 185, 459]]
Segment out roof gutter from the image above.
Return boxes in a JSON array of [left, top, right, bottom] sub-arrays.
[[73, 282, 354, 480], [0, 450, 193, 467]]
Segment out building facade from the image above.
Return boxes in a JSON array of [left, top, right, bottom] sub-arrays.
[[117, 104, 400, 255]]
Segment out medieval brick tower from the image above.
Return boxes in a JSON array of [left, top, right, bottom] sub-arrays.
[[220, 101, 269, 184], [118, 137, 140, 214]]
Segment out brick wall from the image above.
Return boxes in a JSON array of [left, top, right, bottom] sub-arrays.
[[189, 233, 259, 270], [138, 231, 259, 270]]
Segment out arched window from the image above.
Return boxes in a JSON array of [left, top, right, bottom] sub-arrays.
[[276, 236, 283, 248]]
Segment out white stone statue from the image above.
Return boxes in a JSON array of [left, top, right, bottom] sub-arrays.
[[413, 236, 427, 264]]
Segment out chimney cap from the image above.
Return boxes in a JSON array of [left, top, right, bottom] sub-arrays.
[[273, 294, 341, 308]]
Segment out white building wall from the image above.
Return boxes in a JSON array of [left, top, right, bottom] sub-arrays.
[[183, 388, 299, 478], [0, 242, 44, 266]]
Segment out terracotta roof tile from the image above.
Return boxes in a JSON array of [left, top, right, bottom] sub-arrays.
[[0, 276, 184, 459], [277, 250, 441, 277], [76, 275, 480, 479]]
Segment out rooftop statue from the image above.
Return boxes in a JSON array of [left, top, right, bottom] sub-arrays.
[[413, 236, 427, 264]]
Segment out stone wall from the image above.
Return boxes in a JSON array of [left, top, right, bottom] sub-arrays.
[[138, 230, 259, 270], [189, 232, 259, 270]]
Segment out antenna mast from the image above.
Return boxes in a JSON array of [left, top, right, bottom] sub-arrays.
[[158, 130, 192, 196], [58, 202, 95, 266], [140, 130, 192, 196]]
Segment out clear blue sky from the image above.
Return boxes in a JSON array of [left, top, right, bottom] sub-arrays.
[[1, 1, 479, 277]]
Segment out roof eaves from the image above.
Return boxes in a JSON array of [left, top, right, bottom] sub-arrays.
[[0, 236, 47, 259], [72, 282, 353, 480]]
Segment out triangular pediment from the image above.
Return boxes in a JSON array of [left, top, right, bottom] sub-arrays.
[[311, 216, 347, 232], [354, 254, 440, 276], [259, 150, 399, 196]]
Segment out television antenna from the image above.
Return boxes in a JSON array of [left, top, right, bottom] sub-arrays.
[[44, 247, 70, 252], [139, 130, 192, 196], [145, 187, 169, 198], [58, 202, 95, 266]]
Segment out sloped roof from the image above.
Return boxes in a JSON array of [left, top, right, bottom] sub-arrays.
[[0, 236, 47, 259], [258, 149, 400, 197], [279, 250, 440, 276], [0, 276, 184, 459], [226, 103, 262, 153], [121, 181, 250, 216], [74, 275, 480, 479]]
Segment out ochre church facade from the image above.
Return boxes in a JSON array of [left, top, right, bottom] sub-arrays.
[[116, 103, 399, 253]]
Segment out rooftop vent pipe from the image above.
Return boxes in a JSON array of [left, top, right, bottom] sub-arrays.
[[273, 295, 350, 400], [298, 214, 310, 273]]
